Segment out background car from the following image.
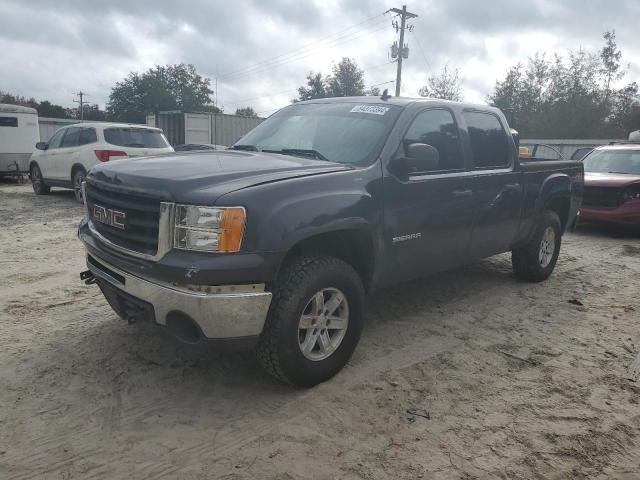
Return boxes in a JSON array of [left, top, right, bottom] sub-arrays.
[[29, 122, 174, 202], [173, 143, 227, 152], [580, 143, 640, 226]]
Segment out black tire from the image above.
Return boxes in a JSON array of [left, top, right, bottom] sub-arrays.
[[257, 254, 365, 387], [72, 168, 87, 203], [30, 164, 50, 195], [512, 210, 562, 282]]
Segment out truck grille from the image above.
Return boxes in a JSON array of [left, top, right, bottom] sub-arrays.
[[582, 186, 622, 208], [85, 182, 161, 255]]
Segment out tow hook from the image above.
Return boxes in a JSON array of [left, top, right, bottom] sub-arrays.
[[80, 270, 96, 285]]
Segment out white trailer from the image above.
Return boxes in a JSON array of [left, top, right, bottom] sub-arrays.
[[0, 104, 39, 175]]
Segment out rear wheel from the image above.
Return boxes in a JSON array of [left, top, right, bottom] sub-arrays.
[[30, 164, 50, 195], [257, 254, 364, 387], [73, 168, 86, 203], [512, 210, 562, 282]]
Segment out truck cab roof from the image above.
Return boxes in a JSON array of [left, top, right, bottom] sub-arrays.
[[293, 96, 503, 114]]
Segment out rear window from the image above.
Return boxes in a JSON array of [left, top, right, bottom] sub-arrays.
[[0, 117, 18, 127], [463, 111, 510, 169], [104, 128, 168, 148]]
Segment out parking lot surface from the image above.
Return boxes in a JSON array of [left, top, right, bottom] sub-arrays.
[[1, 181, 639, 479]]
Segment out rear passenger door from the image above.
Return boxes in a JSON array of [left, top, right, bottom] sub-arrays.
[[382, 108, 476, 283], [463, 111, 524, 258], [78, 127, 98, 170]]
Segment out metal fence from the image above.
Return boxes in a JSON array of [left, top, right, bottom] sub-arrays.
[[37, 117, 111, 142], [147, 112, 263, 147]]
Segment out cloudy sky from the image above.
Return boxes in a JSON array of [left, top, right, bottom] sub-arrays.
[[1, 0, 639, 116]]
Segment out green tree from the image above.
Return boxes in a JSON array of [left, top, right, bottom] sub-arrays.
[[600, 30, 623, 101], [488, 31, 638, 138], [0, 91, 39, 109], [81, 104, 107, 121], [418, 64, 463, 101], [326, 58, 365, 97], [106, 63, 215, 123], [235, 106, 257, 117], [295, 58, 366, 101], [296, 72, 328, 101], [36, 100, 69, 118]]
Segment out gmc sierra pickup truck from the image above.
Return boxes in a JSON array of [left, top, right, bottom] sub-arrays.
[[78, 96, 583, 387]]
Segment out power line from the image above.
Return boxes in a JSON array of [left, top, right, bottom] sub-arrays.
[[224, 87, 299, 107], [223, 60, 396, 108], [410, 30, 433, 75], [219, 20, 390, 81], [219, 12, 387, 79]]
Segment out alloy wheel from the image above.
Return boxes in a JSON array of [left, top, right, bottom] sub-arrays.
[[298, 287, 349, 361]]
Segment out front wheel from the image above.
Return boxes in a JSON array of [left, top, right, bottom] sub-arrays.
[[30, 164, 50, 195], [73, 168, 86, 203], [512, 210, 562, 282], [257, 254, 365, 387]]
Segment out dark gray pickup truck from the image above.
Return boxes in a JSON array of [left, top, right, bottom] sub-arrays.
[[78, 96, 583, 386]]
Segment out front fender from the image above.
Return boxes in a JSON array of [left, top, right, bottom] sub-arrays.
[[216, 167, 384, 255]]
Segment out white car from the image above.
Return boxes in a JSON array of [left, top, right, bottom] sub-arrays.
[[29, 122, 174, 202]]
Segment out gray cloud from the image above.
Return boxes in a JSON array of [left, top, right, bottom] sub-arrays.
[[0, 0, 638, 115]]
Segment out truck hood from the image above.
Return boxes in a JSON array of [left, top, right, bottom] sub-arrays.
[[584, 172, 640, 188], [87, 150, 353, 203]]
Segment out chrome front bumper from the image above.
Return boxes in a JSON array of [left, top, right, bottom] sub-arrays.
[[86, 253, 272, 339]]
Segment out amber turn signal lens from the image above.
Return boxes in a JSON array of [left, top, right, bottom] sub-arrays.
[[218, 207, 246, 252]]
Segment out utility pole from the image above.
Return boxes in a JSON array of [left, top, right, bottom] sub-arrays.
[[389, 5, 418, 97], [73, 91, 89, 121]]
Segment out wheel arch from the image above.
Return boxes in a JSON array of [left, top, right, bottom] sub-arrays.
[[539, 173, 572, 233], [70, 163, 87, 182], [544, 195, 571, 233], [276, 228, 377, 293]]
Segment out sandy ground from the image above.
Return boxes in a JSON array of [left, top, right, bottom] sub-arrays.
[[0, 180, 639, 480]]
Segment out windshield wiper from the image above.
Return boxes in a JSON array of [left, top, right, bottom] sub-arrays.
[[608, 171, 633, 174], [263, 148, 329, 161], [231, 144, 258, 151]]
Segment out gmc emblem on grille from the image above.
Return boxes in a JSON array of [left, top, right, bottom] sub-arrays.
[[91, 204, 126, 230]]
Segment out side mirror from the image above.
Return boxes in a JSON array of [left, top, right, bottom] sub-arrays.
[[391, 143, 440, 175], [35, 142, 48, 150]]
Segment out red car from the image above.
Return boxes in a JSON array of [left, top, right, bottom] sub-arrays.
[[580, 144, 640, 225]]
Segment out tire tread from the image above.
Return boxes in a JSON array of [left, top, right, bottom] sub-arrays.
[[257, 254, 361, 385]]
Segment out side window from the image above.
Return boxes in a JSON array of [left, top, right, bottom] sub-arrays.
[[79, 128, 97, 145], [0, 117, 18, 127], [402, 109, 464, 172], [47, 129, 67, 149], [463, 111, 510, 169], [61, 127, 81, 148]]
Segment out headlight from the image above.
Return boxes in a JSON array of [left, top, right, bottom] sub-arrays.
[[174, 205, 246, 252]]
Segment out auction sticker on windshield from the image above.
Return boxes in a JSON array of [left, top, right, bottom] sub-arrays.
[[350, 105, 390, 115]]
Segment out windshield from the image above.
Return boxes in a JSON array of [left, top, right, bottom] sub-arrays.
[[104, 128, 169, 148], [234, 102, 402, 165], [583, 149, 640, 175]]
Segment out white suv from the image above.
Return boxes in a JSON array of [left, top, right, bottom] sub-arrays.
[[29, 122, 174, 202]]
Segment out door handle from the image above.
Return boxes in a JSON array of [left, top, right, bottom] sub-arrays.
[[451, 188, 473, 197]]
